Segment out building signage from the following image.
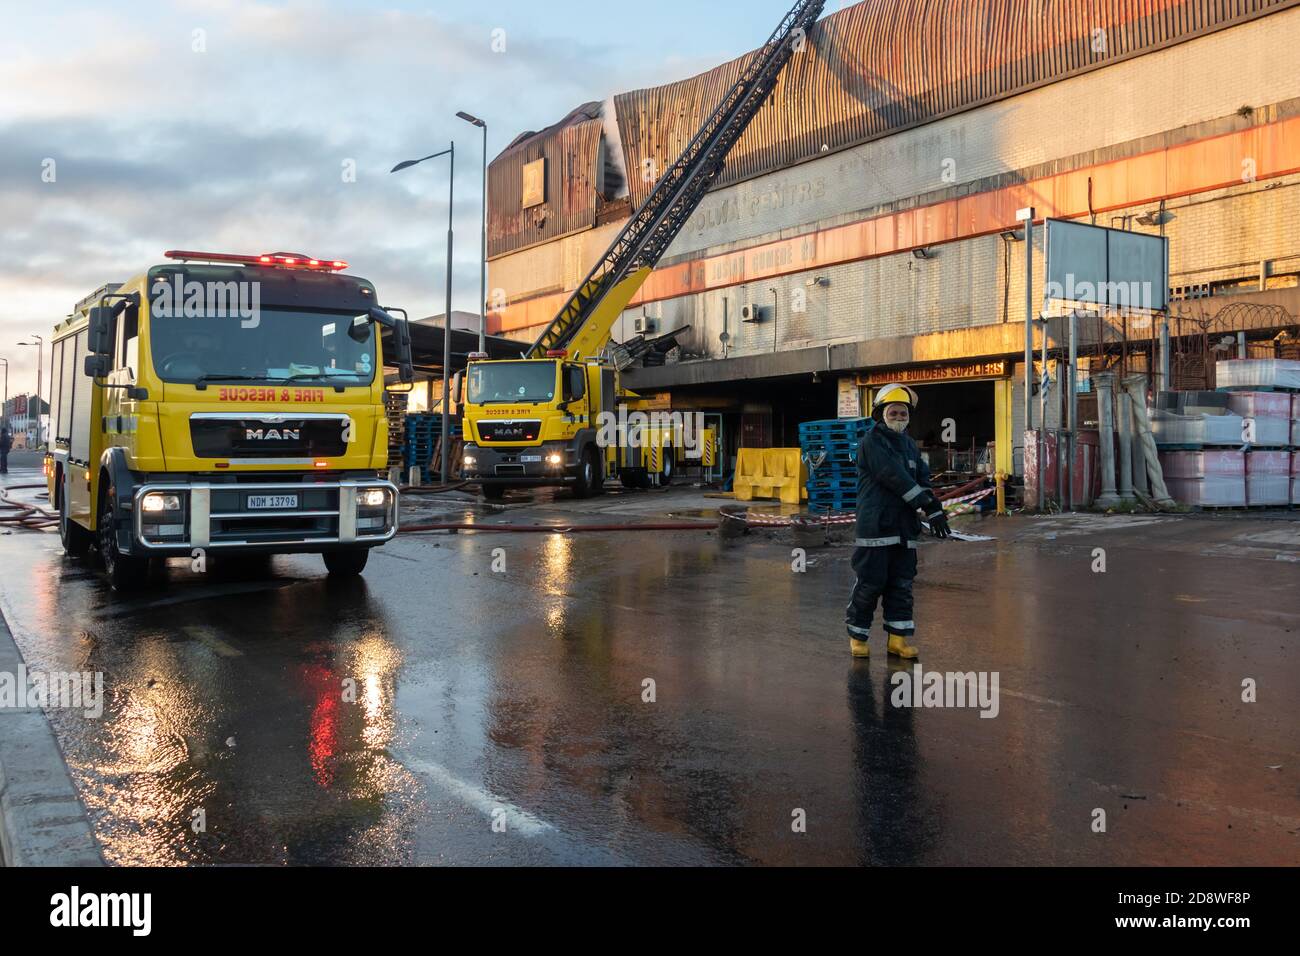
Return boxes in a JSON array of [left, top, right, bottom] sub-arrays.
[[837, 377, 861, 418], [522, 158, 546, 209], [857, 360, 1007, 386]]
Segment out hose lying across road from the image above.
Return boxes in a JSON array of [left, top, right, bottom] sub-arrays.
[[397, 478, 997, 536], [0, 483, 58, 531], [398, 520, 719, 534]]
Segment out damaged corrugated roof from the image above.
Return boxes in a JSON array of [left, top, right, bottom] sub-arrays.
[[489, 0, 1297, 256]]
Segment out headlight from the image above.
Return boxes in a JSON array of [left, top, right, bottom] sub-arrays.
[[142, 493, 182, 512], [356, 488, 388, 507], [463, 455, 477, 467], [546, 453, 563, 465]]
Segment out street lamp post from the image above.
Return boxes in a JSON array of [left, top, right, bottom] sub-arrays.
[[17, 335, 43, 447], [392, 144, 455, 483], [456, 111, 488, 353], [0, 357, 8, 427]]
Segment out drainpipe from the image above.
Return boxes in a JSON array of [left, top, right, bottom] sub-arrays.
[[722, 299, 730, 360], [1159, 316, 1171, 392], [770, 288, 779, 353], [1094, 372, 1120, 508]]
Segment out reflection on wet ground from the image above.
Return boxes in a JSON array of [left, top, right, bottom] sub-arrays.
[[1, 471, 1297, 864]]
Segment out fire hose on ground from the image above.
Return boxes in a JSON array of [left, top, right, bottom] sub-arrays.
[[0, 483, 58, 531]]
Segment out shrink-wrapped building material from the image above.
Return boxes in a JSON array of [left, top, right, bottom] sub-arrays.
[[1216, 359, 1300, 391]]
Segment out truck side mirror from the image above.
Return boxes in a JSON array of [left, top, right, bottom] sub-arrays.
[[368, 307, 415, 384], [87, 305, 114, 357], [84, 354, 111, 378], [395, 318, 414, 383]]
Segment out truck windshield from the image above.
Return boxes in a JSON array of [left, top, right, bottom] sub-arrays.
[[150, 308, 376, 385], [467, 361, 556, 403]]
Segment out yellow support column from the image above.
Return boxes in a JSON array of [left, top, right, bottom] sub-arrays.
[[994, 377, 1014, 479]]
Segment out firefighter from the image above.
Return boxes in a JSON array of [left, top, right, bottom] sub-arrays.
[[845, 383, 950, 659]]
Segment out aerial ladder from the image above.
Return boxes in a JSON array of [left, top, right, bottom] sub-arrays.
[[528, 0, 825, 362], [462, 0, 825, 497]]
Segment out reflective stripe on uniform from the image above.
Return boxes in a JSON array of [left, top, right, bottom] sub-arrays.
[[846, 623, 872, 636], [884, 620, 915, 629], [906, 540, 917, 549], [854, 536, 901, 547], [902, 484, 925, 502]]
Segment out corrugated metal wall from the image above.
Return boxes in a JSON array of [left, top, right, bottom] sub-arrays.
[[488, 115, 605, 259], [614, 0, 1297, 210]]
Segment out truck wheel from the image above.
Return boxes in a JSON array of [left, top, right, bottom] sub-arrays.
[[572, 447, 598, 498], [480, 483, 506, 501], [98, 484, 149, 591], [653, 449, 675, 488], [323, 549, 369, 576], [59, 488, 93, 558]]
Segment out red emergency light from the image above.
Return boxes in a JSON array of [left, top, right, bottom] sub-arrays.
[[164, 250, 349, 271], [545, 349, 567, 358]]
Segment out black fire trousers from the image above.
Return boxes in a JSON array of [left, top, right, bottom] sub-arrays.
[[845, 542, 917, 638]]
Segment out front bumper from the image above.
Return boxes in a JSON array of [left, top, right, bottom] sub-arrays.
[[461, 444, 575, 484], [130, 478, 398, 554]]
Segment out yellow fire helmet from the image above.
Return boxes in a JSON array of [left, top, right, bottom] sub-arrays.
[[872, 382, 919, 417]]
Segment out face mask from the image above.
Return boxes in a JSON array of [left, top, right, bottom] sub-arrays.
[[883, 403, 909, 433]]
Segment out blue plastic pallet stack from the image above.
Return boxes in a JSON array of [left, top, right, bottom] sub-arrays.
[[799, 418, 869, 513], [404, 413, 463, 482]]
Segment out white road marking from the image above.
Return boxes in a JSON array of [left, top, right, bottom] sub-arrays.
[[395, 752, 554, 837]]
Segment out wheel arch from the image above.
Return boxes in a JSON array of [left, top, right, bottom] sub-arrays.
[[96, 446, 137, 533]]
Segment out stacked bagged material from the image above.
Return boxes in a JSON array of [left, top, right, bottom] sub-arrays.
[[1151, 409, 1249, 446], [1151, 409, 1290, 447], [1245, 450, 1291, 506], [1158, 450, 1246, 507], [1216, 358, 1300, 391], [1225, 390, 1291, 419], [1156, 391, 1230, 415]]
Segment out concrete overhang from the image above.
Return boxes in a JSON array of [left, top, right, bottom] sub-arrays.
[[623, 322, 1036, 389]]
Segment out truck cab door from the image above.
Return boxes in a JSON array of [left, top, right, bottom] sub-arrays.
[[562, 363, 589, 434]]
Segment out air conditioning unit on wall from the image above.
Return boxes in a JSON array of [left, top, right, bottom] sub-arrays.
[[633, 316, 657, 334], [741, 303, 768, 323]]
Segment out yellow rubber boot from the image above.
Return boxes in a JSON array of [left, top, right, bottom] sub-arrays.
[[849, 638, 870, 658], [887, 634, 918, 659]]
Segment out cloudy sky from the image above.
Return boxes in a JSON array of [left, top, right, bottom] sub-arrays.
[[0, 0, 819, 397]]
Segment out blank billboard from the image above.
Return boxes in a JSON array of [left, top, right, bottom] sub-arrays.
[[1045, 218, 1168, 311]]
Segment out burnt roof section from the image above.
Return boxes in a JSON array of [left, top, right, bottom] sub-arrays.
[[615, 0, 1297, 210], [489, 0, 1296, 257]]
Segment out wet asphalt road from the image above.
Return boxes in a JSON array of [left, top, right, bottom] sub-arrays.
[[1, 466, 1298, 865]]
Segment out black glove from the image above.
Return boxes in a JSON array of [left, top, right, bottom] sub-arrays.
[[927, 510, 951, 538]]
